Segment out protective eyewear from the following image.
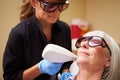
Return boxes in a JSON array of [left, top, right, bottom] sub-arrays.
[[39, 0, 69, 12], [75, 36, 111, 55]]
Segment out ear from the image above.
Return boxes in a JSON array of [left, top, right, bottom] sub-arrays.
[[30, 0, 36, 8], [105, 58, 111, 67]]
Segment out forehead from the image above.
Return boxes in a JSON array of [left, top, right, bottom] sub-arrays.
[[84, 31, 105, 38]]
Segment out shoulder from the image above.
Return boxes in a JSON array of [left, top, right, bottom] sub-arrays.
[[57, 20, 69, 27], [13, 16, 34, 31], [11, 16, 37, 37]]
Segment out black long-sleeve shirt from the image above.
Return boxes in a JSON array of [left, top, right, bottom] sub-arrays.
[[3, 15, 72, 80]]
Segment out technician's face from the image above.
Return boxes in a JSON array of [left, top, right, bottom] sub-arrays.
[[34, 0, 68, 24]]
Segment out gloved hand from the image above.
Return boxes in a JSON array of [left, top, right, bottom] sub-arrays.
[[60, 72, 72, 80], [38, 59, 63, 75]]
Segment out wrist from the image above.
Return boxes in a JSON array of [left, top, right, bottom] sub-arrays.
[[38, 61, 45, 73], [62, 69, 70, 73]]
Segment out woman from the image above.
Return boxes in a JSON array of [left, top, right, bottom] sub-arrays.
[[3, 0, 72, 80], [68, 30, 120, 80]]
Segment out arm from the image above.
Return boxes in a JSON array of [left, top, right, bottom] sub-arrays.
[[3, 29, 28, 80], [3, 29, 63, 80], [23, 63, 41, 80], [3, 29, 41, 80], [23, 59, 63, 80]]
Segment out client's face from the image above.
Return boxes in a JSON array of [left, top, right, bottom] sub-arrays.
[[75, 36, 111, 70]]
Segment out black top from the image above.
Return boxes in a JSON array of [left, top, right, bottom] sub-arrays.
[[3, 15, 72, 80]]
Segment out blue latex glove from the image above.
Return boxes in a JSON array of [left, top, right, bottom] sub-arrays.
[[38, 59, 63, 75], [60, 72, 72, 80]]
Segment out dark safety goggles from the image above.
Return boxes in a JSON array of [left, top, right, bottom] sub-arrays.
[[75, 36, 111, 55], [38, 0, 69, 12]]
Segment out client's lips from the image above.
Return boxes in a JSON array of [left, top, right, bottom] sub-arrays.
[[79, 51, 90, 56]]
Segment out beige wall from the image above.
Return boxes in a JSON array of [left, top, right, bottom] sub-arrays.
[[60, 0, 86, 24], [86, 0, 120, 43], [60, 0, 120, 43], [0, 0, 22, 79]]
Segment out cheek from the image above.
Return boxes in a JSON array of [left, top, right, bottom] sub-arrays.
[[35, 2, 48, 19], [46, 13, 60, 23], [90, 46, 107, 56], [90, 48, 109, 66]]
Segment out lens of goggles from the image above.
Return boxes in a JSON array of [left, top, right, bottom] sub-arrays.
[[88, 37, 103, 47], [75, 36, 111, 54], [39, 0, 69, 12]]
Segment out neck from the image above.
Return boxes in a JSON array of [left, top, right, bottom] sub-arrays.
[[43, 24, 52, 42], [75, 68, 103, 80], [38, 17, 53, 42]]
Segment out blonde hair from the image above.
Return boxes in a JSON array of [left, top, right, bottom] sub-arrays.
[[20, 0, 34, 21], [84, 30, 120, 80]]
